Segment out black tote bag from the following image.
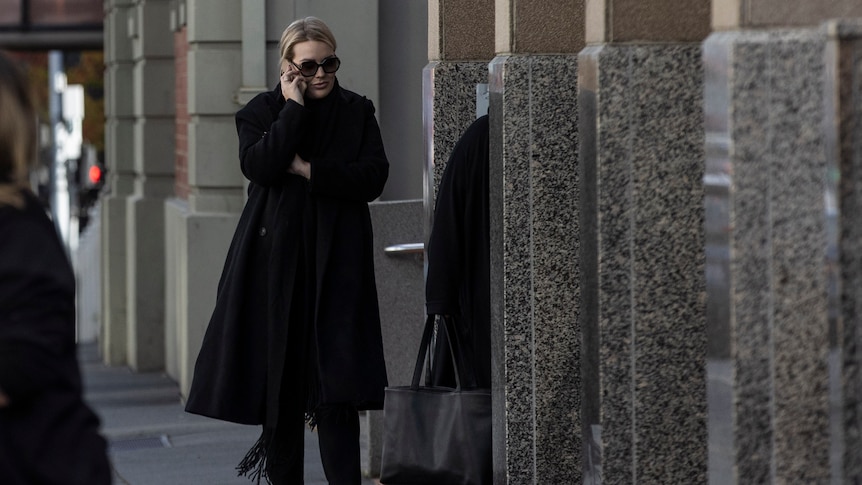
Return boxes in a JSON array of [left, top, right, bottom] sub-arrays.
[[380, 315, 492, 485]]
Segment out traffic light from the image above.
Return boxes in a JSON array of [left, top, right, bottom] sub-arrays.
[[87, 163, 104, 187], [77, 146, 105, 221], [79, 147, 105, 192]]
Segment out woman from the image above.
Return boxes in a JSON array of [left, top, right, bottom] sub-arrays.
[[186, 17, 389, 484], [0, 52, 111, 484]]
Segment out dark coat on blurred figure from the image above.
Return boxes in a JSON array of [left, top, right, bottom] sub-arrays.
[[186, 80, 389, 427], [425, 114, 491, 388], [0, 189, 111, 485]]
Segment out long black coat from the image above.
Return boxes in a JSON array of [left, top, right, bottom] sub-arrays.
[[186, 81, 389, 426], [0, 189, 110, 484], [425, 115, 491, 388]]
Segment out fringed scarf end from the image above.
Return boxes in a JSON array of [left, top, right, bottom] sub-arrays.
[[304, 411, 318, 431], [236, 429, 271, 484]]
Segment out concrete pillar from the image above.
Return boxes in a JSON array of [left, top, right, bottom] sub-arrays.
[[578, 1, 709, 484], [102, 0, 137, 365], [488, 1, 583, 483], [705, 2, 862, 483], [126, 0, 175, 371], [166, 0, 245, 396]]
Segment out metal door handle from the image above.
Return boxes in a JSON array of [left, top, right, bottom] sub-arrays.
[[384, 243, 424, 255]]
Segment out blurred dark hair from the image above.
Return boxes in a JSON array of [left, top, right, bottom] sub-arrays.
[[0, 51, 37, 208]]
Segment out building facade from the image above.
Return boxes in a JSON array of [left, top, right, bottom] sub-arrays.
[[99, 0, 862, 482]]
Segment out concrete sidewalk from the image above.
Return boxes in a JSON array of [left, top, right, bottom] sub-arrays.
[[79, 343, 379, 485]]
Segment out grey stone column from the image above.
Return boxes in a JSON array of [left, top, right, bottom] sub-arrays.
[[167, 0, 245, 395], [126, 0, 175, 371], [102, 0, 137, 365], [579, 44, 707, 484], [488, 54, 581, 484], [827, 20, 862, 484], [704, 28, 833, 484]]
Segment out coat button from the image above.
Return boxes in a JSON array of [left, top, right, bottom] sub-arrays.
[[259, 226, 267, 236]]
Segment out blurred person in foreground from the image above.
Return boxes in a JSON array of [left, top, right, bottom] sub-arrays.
[[0, 51, 111, 484]]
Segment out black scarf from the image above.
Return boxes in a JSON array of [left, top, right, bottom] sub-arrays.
[[236, 78, 343, 484]]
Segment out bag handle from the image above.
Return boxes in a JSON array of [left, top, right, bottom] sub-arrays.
[[411, 315, 463, 390]]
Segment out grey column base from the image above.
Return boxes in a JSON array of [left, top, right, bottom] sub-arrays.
[[164, 199, 240, 398], [102, 195, 130, 366], [126, 194, 168, 372]]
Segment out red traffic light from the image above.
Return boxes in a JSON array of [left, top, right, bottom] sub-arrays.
[[88, 165, 103, 184]]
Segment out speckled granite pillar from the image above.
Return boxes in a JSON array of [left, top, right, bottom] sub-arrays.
[[826, 20, 862, 484], [488, 54, 580, 484], [423, 61, 489, 204], [579, 44, 707, 485], [704, 28, 832, 484]]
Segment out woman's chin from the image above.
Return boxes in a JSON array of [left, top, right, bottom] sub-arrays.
[[307, 83, 332, 99]]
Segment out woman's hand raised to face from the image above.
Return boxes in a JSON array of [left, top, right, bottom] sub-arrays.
[[280, 68, 306, 106]]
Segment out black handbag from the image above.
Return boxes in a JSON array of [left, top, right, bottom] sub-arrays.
[[380, 314, 492, 485]]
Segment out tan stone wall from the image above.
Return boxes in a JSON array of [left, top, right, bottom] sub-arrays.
[[430, 0, 495, 60], [495, 0, 585, 53], [714, 0, 862, 30], [586, 0, 710, 44]]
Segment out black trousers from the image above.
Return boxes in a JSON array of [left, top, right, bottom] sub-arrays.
[[265, 403, 361, 485], [264, 296, 361, 484], [266, 239, 361, 485]]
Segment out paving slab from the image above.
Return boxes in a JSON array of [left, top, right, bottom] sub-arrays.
[[78, 343, 379, 485]]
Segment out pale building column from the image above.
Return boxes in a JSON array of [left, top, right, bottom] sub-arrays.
[[235, 0, 267, 106], [102, 0, 137, 365], [488, 1, 583, 483], [125, 0, 175, 371], [166, 0, 245, 396], [705, 1, 862, 483]]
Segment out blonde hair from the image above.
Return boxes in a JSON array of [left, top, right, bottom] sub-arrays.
[[0, 52, 37, 208], [279, 16, 337, 63]]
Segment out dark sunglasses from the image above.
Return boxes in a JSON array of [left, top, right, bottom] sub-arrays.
[[290, 56, 341, 77]]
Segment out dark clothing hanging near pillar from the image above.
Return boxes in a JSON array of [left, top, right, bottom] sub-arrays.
[[425, 114, 491, 388]]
